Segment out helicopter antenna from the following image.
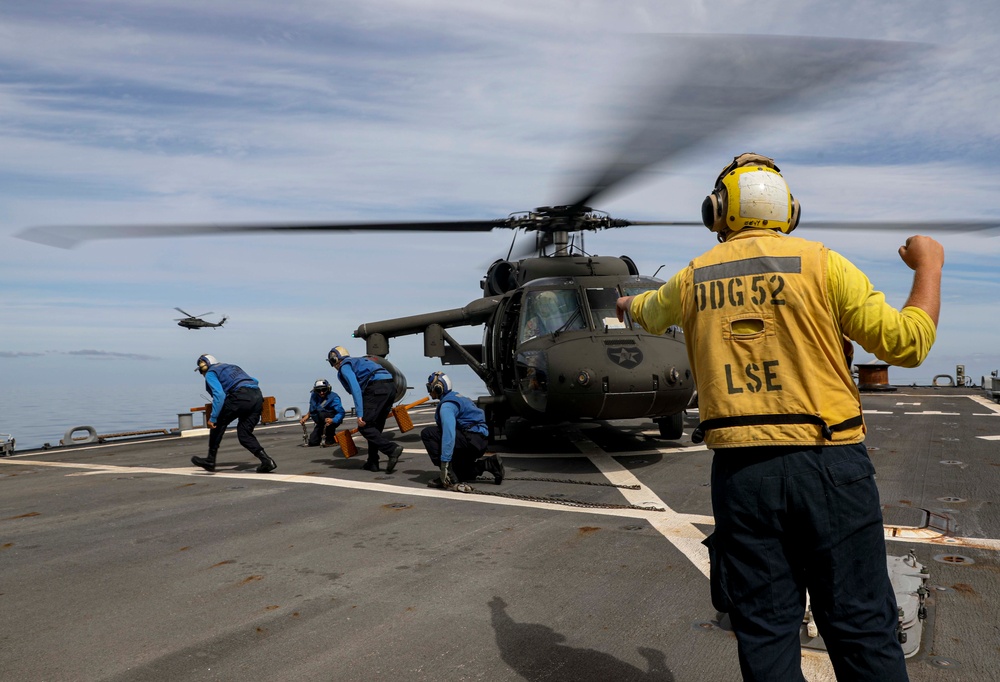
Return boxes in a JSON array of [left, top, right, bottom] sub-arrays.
[[653, 265, 666, 278], [505, 229, 520, 261]]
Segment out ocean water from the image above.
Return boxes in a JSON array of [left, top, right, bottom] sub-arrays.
[[0, 382, 388, 452]]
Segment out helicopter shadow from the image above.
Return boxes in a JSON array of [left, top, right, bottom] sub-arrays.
[[488, 596, 674, 682]]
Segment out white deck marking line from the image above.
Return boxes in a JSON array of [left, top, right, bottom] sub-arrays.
[[978, 435, 1000, 441], [864, 410, 894, 415], [885, 534, 1000, 551], [968, 394, 1000, 414], [0, 458, 669, 520], [569, 432, 711, 579], [903, 411, 960, 416]]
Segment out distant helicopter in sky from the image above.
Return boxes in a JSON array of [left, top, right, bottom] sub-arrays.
[[174, 308, 227, 330]]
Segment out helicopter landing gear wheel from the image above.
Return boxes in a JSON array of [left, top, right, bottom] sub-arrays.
[[655, 412, 684, 440]]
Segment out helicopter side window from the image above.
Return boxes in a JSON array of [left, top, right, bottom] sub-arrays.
[[519, 289, 585, 343], [586, 287, 627, 331]]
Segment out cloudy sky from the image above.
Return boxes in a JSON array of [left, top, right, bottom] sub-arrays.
[[3, 0, 999, 411]]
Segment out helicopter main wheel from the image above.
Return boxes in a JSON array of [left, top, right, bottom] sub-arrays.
[[655, 412, 684, 440]]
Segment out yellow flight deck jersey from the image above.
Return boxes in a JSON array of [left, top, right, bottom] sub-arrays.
[[631, 230, 936, 448]]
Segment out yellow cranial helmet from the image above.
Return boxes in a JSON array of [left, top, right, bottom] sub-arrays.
[[701, 153, 801, 240]]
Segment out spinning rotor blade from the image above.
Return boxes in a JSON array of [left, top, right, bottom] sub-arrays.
[[174, 307, 192, 316], [17, 219, 505, 249], [800, 220, 1000, 234], [564, 34, 925, 211]]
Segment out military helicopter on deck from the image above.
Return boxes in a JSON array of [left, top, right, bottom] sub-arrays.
[[174, 308, 228, 330], [352, 206, 695, 438]]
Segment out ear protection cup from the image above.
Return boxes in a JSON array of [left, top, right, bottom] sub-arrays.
[[701, 193, 717, 229], [788, 196, 801, 233], [701, 188, 726, 232]]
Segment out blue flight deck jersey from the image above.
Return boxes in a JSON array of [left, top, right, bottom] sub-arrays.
[[336, 357, 393, 420], [435, 390, 489, 462], [204, 363, 258, 423]]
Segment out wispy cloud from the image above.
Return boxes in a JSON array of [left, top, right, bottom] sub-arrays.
[[1, 350, 160, 361]]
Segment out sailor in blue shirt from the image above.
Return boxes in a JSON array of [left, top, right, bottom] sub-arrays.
[[191, 354, 276, 473], [328, 346, 405, 473], [299, 379, 345, 447], [420, 371, 504, 488]]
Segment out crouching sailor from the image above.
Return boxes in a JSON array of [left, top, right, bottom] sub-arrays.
[[420, 371, 503, 488], [299, 379, 345, 447]]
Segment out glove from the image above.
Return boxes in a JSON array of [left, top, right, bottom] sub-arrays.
[[439, 461, 455, 487]]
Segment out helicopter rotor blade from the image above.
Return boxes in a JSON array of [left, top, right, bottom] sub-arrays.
[[799, 220, 1000, 234], [563, 34, 926, 211], [16, 219, 507, 249], [174, 307, 193, 316]]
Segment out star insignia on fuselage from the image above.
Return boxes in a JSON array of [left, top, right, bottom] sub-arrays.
[[607, 345, 643, 369]]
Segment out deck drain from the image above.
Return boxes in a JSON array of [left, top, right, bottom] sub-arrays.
[[933, 554, 974, 565], [228, 486, 246, 490], [867, 446, 879, 451], [929, 657, 960, 669], [939, 460, 963, 466], [622, 525, 644, 531], [629, 460, 648, 465], [937, 496, 966, 503], [550, 493, 566, 498], [383, 503, 412, 510]]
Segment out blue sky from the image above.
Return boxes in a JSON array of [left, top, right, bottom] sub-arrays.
[[2, 0, 1000, 409]]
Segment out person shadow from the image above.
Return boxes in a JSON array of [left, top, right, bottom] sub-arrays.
[[489, 597, 674, 681]]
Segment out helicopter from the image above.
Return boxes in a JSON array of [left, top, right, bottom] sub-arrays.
[[15, 36, 994, 438], [352, 207, 695, 438], [174, 308, 228, 330]]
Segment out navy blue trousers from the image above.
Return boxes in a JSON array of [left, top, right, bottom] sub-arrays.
[[710, 442, 908, 682], [420, 426, 488, 481], [359, 380, 397, 461], [208, 386, 263, 457]]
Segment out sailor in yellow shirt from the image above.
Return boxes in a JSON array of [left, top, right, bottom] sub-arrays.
[[616, 153, 944, 682]]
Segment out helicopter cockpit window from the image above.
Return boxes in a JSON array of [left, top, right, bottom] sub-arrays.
[[620, 283, 663, 330], [586, 287, 627, 331], [519, 289, 586, 343]]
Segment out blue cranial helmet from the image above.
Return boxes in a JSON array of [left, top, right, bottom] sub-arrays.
[[195, 354, 218, 373], [426, 371, 452, 399]]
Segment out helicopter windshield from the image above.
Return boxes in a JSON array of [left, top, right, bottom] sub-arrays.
[[519, 289, 586, 343], [585, 287, 627, 331], [620, 282, 663, 331]]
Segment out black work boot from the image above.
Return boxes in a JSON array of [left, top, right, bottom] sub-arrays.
[[385, 443, 404, 474], [362, 458, 381, 472], [483, 454, 505, 484], [255, 451, 277, 474], [191, 453, 216, 472]]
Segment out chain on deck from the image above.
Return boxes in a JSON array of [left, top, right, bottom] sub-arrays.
[[457, 476, 665, 512]]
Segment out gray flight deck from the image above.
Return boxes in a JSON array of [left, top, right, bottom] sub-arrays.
[[2, 386, 999, 681]]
